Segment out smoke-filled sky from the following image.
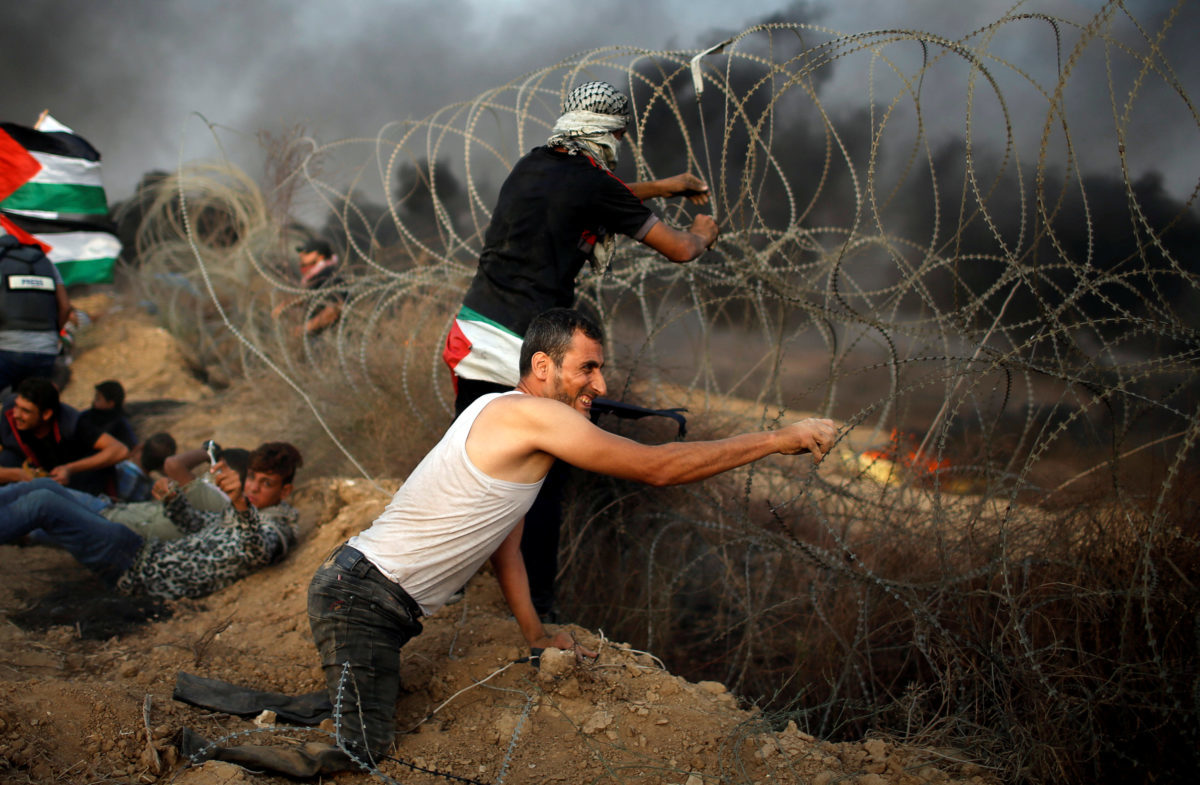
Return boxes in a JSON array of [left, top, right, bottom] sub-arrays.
[[2, 0, 1195, 201]]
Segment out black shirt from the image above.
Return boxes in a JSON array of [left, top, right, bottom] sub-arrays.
[[80, 408, 137, 448], [305, 266, 346, 306], [0, 400, 107, 489], [462, 146, 656, 336]]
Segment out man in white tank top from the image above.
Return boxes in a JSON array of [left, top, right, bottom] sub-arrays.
[[294, 309, 838, 774]]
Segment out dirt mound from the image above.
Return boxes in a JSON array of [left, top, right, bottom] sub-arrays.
[[0, 300, 990, 784], [59, 293, 214, 410]]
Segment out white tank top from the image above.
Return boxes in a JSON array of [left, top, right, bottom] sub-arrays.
[[349, 391, 545, 615]]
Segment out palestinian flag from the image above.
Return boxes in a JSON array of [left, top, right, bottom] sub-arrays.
[[0, 115, 121, 285]]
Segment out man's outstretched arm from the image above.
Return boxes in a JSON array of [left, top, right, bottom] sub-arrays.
[[548, 412, 835, 487], [472, 395, 836, 488], [0, 466, 34, 484], [627, 173, 710, 205]]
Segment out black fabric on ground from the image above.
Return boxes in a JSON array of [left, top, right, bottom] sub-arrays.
[[172, 671, 332, 725]]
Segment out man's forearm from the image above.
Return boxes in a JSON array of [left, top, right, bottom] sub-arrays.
[[627, 173, 707, 201], [490, 526, 548, 646], [305, 304, 341, 334], [626, 180, 671, 200], [162, 448, 210, 485], [641, 216, 718, 263], [638, 430, 782, 487], [493, 554, 545, 644], [0, 467, 30, 484], [67, 444, 129, 475]]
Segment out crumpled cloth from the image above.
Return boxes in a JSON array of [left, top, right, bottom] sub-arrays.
[[179, 727, 359, 776], [172, 671, 331, 725]]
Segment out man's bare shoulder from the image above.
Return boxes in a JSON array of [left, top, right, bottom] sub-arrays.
[[471, 393, 598, 452], [478, 392, 587, 423], [465, 392, 592, 482]]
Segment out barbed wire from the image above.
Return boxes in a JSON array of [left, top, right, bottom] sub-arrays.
[[137, 3, 1197, 781]]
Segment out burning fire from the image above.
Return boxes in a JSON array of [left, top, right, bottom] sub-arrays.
[[856, 429, 952, 485]]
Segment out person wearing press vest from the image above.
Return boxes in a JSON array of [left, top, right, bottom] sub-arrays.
[[0, 235, 71, 394]]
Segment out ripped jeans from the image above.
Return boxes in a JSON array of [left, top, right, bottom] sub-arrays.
[[307, 545, 423, 766]]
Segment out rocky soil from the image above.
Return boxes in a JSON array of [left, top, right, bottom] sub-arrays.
[[0, 295, 993, 785]]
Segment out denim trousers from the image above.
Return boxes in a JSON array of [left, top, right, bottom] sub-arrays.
[[0, 349, 56, 393], [307, 545, 423, 765], [0, 478, 144, 582]]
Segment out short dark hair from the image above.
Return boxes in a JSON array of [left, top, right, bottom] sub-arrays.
[[140, 432, 177, 473], [16, 377, 60, 418], [248, 441, 303, 485], [222, 447, 251, 484], [94, 380, 126, 410], [518, 308, 605, 378]]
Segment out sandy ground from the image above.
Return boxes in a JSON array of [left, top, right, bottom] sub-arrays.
[[0, 296, 993, 785]]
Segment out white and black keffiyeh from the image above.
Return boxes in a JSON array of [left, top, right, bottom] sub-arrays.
[[546, 81, 631, 171], [547, 81, 634, 270]]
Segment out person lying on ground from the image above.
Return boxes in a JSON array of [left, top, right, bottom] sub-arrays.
[[111, 430, 176, 502], [103, 443, 253, 541], [296, 308, 837, 773], [0, 376, 128, 494], [0, 441, 302, 600], [26, 438, 251, 542], [79, 379, 138, 449]]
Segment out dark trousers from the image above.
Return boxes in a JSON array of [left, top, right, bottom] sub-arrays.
[[0, 478, 143, 583], [454, 377, 563, 616], [0, 349, 56, 395], [307, 545, 423, 765]]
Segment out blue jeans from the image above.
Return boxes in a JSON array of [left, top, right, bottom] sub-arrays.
[[0, 479, 144, 583], [307, 545, 423, 765], [0, 482, 112, 512], [0, 349, 56, 394], [1, 480, 111, 547]]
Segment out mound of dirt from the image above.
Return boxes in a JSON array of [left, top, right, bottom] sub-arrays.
[[0, 299, 991, 784]]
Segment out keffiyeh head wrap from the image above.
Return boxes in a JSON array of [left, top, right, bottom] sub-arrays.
[[546, 81, 631, 171]]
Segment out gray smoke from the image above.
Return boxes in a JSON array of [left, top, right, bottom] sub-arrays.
[[1, 0, 800, 198], [2, 0, 1194, 203]]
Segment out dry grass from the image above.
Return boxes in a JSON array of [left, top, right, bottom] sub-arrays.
[[121, 12, 1200, 780], [555, 458, 1200, 784]]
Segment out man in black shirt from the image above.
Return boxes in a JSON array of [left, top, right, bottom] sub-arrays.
[[0, 376, 128, 495], [445, 81, 718, 402], [272, 238, 345, 337], [80, 379, 138, 449]]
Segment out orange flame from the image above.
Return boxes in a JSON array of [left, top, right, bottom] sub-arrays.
[[862, 429, 951, 477]]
